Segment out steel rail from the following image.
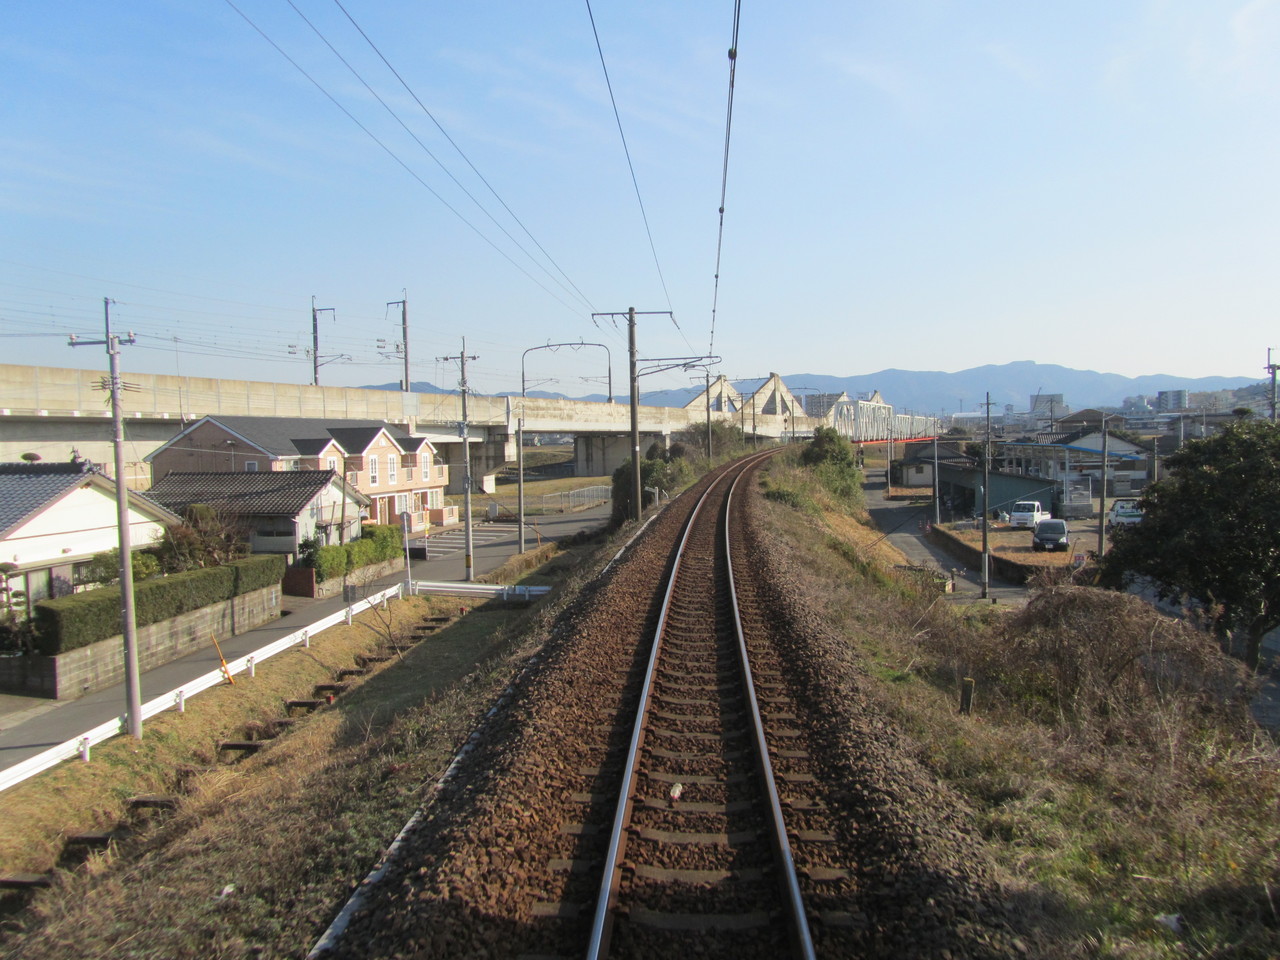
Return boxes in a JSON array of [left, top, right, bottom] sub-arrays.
[[585, 449, 809, 958], [583, 464, 722, 959], [724, 463, 817, 960]]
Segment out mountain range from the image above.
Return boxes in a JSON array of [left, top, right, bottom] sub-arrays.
[[364, 360, 1260, 415]]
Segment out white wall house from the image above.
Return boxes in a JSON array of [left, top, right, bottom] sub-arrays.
[[1, 461, 179, 615]]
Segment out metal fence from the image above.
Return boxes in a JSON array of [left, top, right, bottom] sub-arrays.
[[0, 585, 403, 796], [483, 484, 612, 518]]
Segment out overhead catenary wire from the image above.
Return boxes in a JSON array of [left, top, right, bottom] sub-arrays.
[[583, 0, 674, 316], [283, 0, 595, 315], [221, 0, 589, 320], [329, 0, 599, 317], [708, 0, 742, 360]]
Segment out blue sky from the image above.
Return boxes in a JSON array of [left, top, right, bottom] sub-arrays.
[[3, 1, 1278, 402]]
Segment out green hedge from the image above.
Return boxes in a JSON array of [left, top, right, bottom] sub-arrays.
[[314, 544, 347, 583], [307, 526, 402, 583], [33, 554, 285, 656]]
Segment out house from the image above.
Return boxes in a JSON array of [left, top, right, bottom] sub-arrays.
[[0, 460, 180, 617], [144, 416, 452, 532], [145, 470, 369, 554], [894, 441, 975, 488], [999, 427, 1150, 498]]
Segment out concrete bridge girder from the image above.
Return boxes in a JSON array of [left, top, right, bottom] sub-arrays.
[[0, 365, 827, 486], [573, 432, 670, 478]]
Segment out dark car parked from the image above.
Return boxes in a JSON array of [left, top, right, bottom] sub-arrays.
[[1031, 518, 1070, 552]]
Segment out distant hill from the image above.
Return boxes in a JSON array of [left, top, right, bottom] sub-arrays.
[[782, 361, 1258, 414], [362, 362, 1260, 414]]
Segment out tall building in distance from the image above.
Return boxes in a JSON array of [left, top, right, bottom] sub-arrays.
[[1156, 389, 1189, 412]]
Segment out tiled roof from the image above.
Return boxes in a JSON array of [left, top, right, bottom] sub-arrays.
[[146, 470, 359, 518], [203, 416, 412, 458], [0, 461, 96, 537]]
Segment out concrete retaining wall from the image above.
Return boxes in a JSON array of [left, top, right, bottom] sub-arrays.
[[926, 525, 1036, 585], [282, 558, 406, 599], [0, 584, 281, 700]]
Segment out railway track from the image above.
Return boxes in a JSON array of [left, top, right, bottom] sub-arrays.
[[582, 450, 815, 958], [317, 450, 1017, 960]]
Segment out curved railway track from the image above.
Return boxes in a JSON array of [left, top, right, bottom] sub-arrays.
[[317, 450, 1017, 960], [584, 450, 814, 958]]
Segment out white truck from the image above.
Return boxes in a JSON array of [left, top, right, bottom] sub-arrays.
[[1106, 498, 1143, 532], [1009, 500, 1050, 528]]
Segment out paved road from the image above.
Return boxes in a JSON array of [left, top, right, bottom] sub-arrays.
[[863, 479, 1027, 607], [0, 503, 613, 776]]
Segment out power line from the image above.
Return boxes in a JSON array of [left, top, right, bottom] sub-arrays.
[[330, 0, 599, 317], [283, 0, 595, 315], [708, 0, 742, 359], [583, 0, 673, 312], [221, 0, 589, 319]]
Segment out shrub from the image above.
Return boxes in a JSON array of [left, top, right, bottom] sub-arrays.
[[314, 545, 347, 583], [32, 555, 285, 656]]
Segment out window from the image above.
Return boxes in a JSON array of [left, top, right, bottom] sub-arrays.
[[291, 460, 301, 471], [368, 455, 378, 485], [404, 466, 414, 481], [244, 461, 259, 472], [395, 493, 408, 515], [388, 456, 397, 484], [327, 457, 337, 472], [426, 488, 443, 509]]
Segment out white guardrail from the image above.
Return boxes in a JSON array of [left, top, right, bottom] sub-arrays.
[[408, 580, 551, 600], [0, 584, 404, 796]]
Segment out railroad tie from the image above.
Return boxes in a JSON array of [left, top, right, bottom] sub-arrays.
[[126, 795, 179, 812], [0, 873, 53, 891]]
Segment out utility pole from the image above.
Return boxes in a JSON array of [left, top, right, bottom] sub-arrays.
[[69, 299, 142, 739], [705, 371, 713, 459], [388, 294, 409, 391], [1267, 348, 1278, 423], [591, 307, 674, 523], [933, 432, 941, 526], [311, 297, 335, 386], [981, 392, 992, 600], [1097, 422, 1110, 559], [517, 416, 526, 554], [438, 340, 479, 581]]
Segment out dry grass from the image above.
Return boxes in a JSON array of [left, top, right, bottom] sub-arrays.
[[0, 529, 612, 958], [753, 454, 1280, 958], [946, 524, 1086, 568]]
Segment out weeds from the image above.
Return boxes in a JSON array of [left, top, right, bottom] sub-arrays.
[[762, 441, 1280, 958]]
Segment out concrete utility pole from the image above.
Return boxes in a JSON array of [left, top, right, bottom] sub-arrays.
[[69, 299, 142, 739], [438, 340, 479, 581], [310, 297, 336, 386], [517, 416, 526, 554], [981, 392, 991, 600], [1267, 348, 1278, 423], [705, 371, 713, 459], [388, 294, 409, 391], [1097, 423, 1110, 559], [933, 433, 941, 526], [590, 307, 674, 523]]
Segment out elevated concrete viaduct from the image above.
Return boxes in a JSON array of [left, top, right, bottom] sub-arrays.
[[0, 364, 814, 490]]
